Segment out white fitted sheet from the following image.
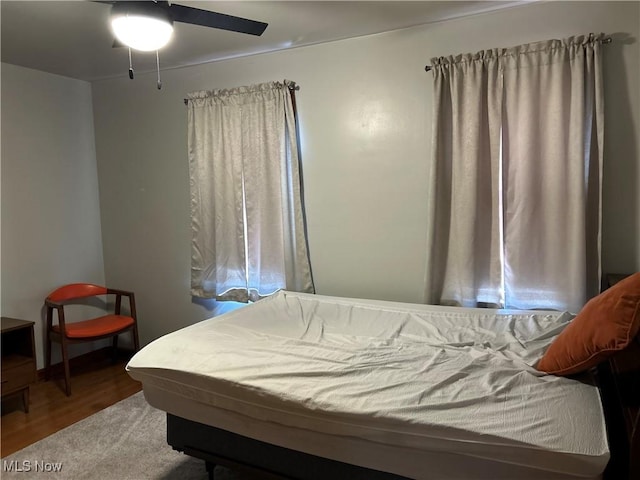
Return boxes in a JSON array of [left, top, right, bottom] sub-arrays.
[[127, 290, 609, 479]]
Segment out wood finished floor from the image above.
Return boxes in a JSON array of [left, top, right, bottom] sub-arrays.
[[1, 353, 142, 457]]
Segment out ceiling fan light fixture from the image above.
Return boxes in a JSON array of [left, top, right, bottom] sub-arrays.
[[110, 3, 174, 52]]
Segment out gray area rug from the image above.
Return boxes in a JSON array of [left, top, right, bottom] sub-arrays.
[[2, 392, 254, 479]]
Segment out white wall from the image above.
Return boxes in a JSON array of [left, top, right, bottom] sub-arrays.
[[91, 1, 640, 346], [1, 63, 106, 368]]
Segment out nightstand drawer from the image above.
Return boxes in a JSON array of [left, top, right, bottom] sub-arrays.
[[1, 317, 37, 413], [1, 360, 36, 394]]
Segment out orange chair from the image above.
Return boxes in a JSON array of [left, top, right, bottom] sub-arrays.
[[44, 283, 140, 396]]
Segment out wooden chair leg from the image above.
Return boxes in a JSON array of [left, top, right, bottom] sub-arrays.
[[132, 325, 140, 352], [112, 335, 119, 363], [60, 336, 72, 396]]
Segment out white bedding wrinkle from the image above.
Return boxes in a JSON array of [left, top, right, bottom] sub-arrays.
[[127, 290, 609, 480]]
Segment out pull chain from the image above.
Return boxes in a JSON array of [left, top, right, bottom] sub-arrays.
[[156, 51, 162, 90], [128, 48, 134, 79]]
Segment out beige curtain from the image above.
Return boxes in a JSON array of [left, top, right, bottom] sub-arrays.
[[426, 34, 605, 312], [425, 50, 504, 308], [187, 81, 314, 302]]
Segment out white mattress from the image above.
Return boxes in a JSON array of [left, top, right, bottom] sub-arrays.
[[127, 290, 609, 479]]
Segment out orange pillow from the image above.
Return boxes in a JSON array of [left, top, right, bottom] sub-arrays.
[[537, 272, 640, 376]]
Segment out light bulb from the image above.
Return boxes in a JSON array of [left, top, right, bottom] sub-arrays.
[[111, 15, 173, 52]]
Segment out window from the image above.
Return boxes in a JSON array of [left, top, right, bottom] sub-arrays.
[[186, 81, 314, 302], [426, 34, 605, 312]]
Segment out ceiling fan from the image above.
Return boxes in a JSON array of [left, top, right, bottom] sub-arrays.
[[98, 1, 268, 87], [103, 1, 268, 50]]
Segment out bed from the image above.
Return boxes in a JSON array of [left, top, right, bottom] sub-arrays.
[[126, 289, 638, 480]]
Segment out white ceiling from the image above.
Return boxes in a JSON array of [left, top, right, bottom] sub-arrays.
[[1, 1, 527, 82]]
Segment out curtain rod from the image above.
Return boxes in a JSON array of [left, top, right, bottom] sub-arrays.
[[424, 35, 613, 72], [183, 82, 300, 105]]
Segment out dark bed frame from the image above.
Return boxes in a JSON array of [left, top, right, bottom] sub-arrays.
[[167, 414, 409, 480], [166, 335, 639, 480]]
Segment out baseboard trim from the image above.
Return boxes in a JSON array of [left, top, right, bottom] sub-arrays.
[[38, 347, 136, 381]]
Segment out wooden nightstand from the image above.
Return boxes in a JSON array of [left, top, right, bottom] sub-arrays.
[[598, 272, 639, 479], [1, 317, 37, 413]]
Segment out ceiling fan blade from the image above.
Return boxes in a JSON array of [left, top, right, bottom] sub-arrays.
[[169, 4, 267, 36]]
